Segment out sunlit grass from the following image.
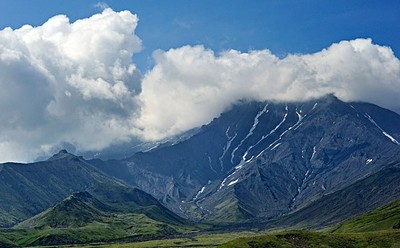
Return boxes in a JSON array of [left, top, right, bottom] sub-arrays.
[[30, 231, 257, 248]]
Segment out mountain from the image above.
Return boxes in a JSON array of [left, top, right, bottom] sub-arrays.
[[1, 94, 400, 246], [11, 190, 191, 247], [16, 191, 110, 229], [0, 150, 103, 227], [20, 187, 187, 229], [200, 95, 400, 222], [0, 150, 186, 229], [0, 150, 194, 246], [90, 95, 400, 222]]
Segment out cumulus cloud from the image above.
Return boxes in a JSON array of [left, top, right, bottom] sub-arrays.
[[0, 8, 142, 162], [1, 8, 400, 163], [137, 39, 400, 140]]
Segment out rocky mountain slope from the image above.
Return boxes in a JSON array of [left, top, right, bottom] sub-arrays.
[[269, 164, 400, 229], [91, 95, 400, 222]]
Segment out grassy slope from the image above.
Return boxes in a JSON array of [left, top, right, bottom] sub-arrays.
[[4, 189, 196, 247], [89, 182, 189, 227], [207, 197, 254, 223], [0, 151, 188, 229], [16, 192, 111, 229], [6, 194, 400, 247], [0, 151, 197, 247], [0, 153, 120, 227], [2, 213, 196, 247], [0, 233, 17, 248], [221, 198, 400, 248], [9, 214, 189, 247], [37, 231, 257, 248], [220, 230, 400, 248], [24, 230, 400, 248], [332, 199, 400, 233]]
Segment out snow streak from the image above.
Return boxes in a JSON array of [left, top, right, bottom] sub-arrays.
[[246, 106, 289, 160], [218, 169, 241, 190], [310, 146, 317, 160], [227, 178, 239, 186], [365, 113, 400, 145], [230, 104, 269, 164], [289, 169, 312, 210], [219, 126, 237, 171], [255, 106, 303, 159], [193, 186, 206, 201], [208, 155, 217, 173]]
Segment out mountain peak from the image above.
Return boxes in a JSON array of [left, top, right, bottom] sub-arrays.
[[316, 93, 341, 105], [322, 93, 338, 100], [70, 191, 93, 200], [47, 149, 79, 161]]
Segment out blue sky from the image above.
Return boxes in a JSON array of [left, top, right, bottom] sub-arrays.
[[0, 0, 398, 71]]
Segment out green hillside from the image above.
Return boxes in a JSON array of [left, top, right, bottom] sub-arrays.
[[220, 230, 400, 248], [0, 151, 196, 247], [221, 196, 400, 248], [0, 150, 119, 227], [0, 150, 187, 226], [89, 181, 189, 227], [332, 199, 400, 233], [16, 192, 111, 229], [0, 234, 17, 248], [8, 215, 187, 247], [4, 189, 196, 247]]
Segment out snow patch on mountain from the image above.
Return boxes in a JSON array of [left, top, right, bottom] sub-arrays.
[[365, 113, 400, 145], [227, 178, 239, 187]]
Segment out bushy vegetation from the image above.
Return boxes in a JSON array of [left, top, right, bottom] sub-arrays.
[[1, 214, 195, 247], [220, 230, 400, 248]]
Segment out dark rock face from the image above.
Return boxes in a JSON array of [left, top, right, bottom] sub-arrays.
[[91, 95, 400, 222]]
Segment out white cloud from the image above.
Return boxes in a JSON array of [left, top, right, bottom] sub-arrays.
[[0, 8, 142, 162], [0, 8, 399, 163], [136, 39, 400, 140]]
